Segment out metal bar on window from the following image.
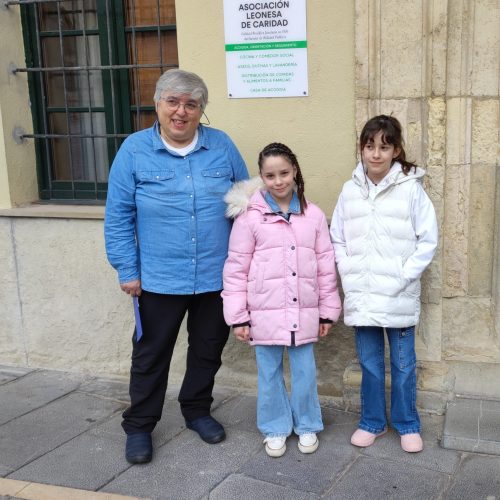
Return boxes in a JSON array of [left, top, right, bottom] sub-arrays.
[[32, 1, 54, 199], [6, 0, 64, 4], [21, 133, 129, 138], [156, 0, 162, 81], [12, 63, 177, 72], [130, 0, 141, 129], [105, 0, 119, 155], [81, 0, 98, 197], [5, 0, 64, 5], [124, 25, 175, 33], [56, 0, 76, 197], [47, 107, 107, 114], [39, 29, 100, 36]]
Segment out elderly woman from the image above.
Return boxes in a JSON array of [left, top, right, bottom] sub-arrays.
[[105, 69, 248, 464]]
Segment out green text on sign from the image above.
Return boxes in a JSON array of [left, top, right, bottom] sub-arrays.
[[225, 41, 307, 52]]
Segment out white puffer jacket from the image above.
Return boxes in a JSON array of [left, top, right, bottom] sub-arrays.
[[330, 162, 438, 328]]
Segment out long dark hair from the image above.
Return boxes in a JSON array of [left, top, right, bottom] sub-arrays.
[[360, 115, 417, 175], [258, 142, 307, 214]]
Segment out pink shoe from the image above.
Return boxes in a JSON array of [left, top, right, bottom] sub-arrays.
[[350, 428, 387, 447], [400, 433, 423, 453]]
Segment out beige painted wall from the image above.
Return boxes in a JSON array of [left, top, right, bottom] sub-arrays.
[[0, 4, 38, 209], [176, 0, 356, 213], [0, 110, 12, 207]]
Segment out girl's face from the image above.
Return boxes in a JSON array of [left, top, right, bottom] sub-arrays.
[[361, 130, 400, 184], [260, 155, 297, 206]]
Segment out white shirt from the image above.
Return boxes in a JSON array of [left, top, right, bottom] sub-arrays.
[[161, 130, 199, 156]]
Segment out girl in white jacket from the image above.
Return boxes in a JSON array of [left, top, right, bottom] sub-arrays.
[[330, 115, 438, 453]]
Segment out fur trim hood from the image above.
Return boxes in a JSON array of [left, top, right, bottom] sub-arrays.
[[224, 176, 264, 219]]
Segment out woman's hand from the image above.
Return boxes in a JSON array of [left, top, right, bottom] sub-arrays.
[[233, 325, 250, 342], [120, 279, 142, 297]]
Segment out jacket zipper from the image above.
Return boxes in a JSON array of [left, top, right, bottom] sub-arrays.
[[291, 331, 295, 346]]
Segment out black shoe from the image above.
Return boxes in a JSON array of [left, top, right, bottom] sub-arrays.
[[125, 432, 153, 464], [185, 415, 226, 444]]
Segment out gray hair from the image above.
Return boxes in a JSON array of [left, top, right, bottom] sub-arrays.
[[154, 69, 208, 111]]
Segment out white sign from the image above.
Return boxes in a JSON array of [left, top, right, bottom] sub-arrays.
[[223, 1, 308, 98]]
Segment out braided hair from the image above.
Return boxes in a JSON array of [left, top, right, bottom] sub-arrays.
[[258, 142, 307, 214]]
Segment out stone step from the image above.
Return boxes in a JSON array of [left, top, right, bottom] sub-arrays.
[[442, 397, 500, 456]]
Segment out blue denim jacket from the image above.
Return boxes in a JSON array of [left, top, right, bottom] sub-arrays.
[[104, 123, 249, 294]]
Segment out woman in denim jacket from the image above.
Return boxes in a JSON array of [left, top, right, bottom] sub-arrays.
[[105, 69, 248, 464]]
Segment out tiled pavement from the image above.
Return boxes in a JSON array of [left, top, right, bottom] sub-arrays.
[[1, 366, 499, 500]]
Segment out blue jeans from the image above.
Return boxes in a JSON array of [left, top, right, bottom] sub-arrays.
[[355, 326, 420, 435], [255, 344, 324, 438]]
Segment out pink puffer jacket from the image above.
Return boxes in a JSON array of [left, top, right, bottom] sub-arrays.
[[222, 178, 341, 346]]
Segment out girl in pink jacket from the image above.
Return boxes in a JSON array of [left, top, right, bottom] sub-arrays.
[[222, 143, 341, 458]]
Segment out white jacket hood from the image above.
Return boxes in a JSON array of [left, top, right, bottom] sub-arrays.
[[224, 176, 265, 219], [352, 161, 425, 197]]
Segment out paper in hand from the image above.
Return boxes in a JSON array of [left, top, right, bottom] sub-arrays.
[[133, 296, 143, 341]]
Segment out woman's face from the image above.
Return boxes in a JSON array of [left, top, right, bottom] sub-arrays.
[[155, 93, 203, 147], [362, 130, 400, 184]]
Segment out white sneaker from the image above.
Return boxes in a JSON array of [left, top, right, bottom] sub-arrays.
[[298, 433, 319, 454], [263, 435, 287, 457]]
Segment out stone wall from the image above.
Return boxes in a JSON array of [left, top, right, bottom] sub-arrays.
[[349, 0, 500, 411]]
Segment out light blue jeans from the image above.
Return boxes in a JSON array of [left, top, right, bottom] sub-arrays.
[[255, 343, 324, 438], [355, 326, 420, 435]]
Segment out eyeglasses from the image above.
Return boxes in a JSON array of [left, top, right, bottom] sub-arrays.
[[159, 97, 202, 114]]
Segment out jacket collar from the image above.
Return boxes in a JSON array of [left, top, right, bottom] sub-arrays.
[[264, 191, 300, 215], [352, 161, 425, 197]]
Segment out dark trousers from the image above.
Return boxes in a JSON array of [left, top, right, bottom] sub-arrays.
[[122, 290, 230, 434]]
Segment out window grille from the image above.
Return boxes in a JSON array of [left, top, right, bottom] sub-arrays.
[[8, 0, 178, 201]]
